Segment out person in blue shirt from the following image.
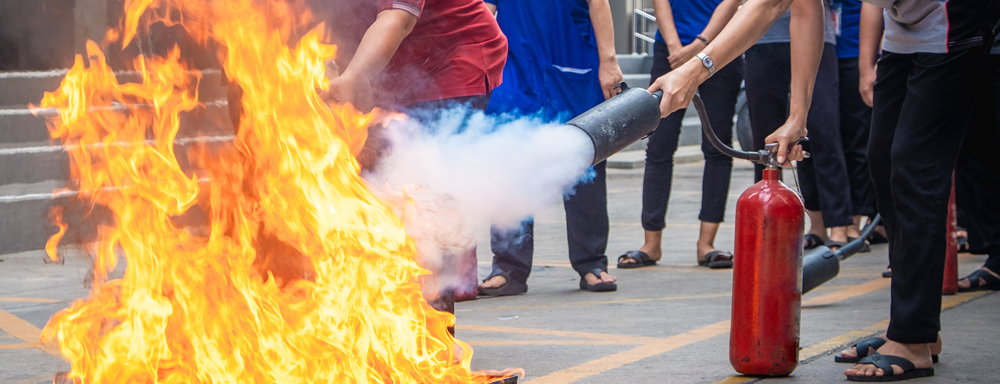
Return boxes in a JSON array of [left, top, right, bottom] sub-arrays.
[[617, 0, 744, 270], [477, 0, 624, 296]]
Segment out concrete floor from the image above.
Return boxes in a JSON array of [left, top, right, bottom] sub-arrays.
[[1, 160, 997, 383]]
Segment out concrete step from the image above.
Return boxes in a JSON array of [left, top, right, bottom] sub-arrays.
[[0, 69, 228, 108], [616, 54, 654, 75]]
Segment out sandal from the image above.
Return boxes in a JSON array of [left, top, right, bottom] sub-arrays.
[[958, 268, 1000, 292], [699, 250, 734, 269], [846, 354, 934, 382], [616, 250, 657, 269], [835, 337, 938, 364], [579, 268, 617, 292], [804, 233, 824, 250], [478, 271, 528, 297], [868, 227, 889, 245], [825, 239, 848, 252]]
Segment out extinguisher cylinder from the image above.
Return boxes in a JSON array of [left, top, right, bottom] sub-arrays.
[[730, 168, 805, 376]]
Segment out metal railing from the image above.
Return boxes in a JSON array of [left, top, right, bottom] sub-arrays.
[[633, 8, 656, 55]]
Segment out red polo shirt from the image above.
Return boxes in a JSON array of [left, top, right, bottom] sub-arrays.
[[370, 0, 507, 109]]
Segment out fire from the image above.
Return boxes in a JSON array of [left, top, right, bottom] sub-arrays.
[[37, 0, 505, 382]]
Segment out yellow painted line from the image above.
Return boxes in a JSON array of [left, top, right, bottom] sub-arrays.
[[0, 343, 39, 349], [469, 340, 628, 346], [522, 321, 731, 384], [15, 376, 60, 384], [457, 324, 661, 344], [797, 291, 991, 362], [0, 308, 61, 356], [0, 297, 61, 303], [802, 278, 891, 307], [476, 292, 732, 313], [711, 376, 756, 384]]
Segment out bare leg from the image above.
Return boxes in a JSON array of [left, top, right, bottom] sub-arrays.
[[807, 210, 828, 241], [849, 215, 863, 238], [696, 221, 722, 263]]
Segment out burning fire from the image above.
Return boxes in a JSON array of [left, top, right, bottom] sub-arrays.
[[36, 0, 508, 382]]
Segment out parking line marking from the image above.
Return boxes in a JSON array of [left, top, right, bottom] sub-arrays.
[[473, 292, 732, 313], [470, 340, 628, 346], [457, 324, 660, 344], [0, 297, 61, 303], [521, 321, 730, 384], [0, 309, 61, 356], [802, 278, 891, 307], [0, 344, 38, 349], [710, 376, 758, 384]]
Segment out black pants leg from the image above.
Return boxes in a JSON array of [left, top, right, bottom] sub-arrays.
[[489, 219, 534, 284], [745, 43, 853, 227], [642, 41, 743, 229], [565, 161, 610, 277], [838, 58, 877, 217], [870, 48, 990, 344]]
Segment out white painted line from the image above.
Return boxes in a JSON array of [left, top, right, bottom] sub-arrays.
[[0, 68, 221, 79], [0, 177, 211, 203], [0, 135, 234, 156], [0, 99, 229, 116]]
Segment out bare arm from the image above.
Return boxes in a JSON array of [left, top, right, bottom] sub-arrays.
[[667, 0, 741, 69], [321, 9, 418, 111], [485, 2, 496, 15], [857, 2, 883, 107], [648, 0, 824, 163], [587, 0, 624, 100], [653, 0, 684, 55]]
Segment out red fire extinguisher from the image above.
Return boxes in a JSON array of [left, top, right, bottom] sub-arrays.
[[693, 94, 805, 376]]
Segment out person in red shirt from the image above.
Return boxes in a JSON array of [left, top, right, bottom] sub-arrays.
[[321, 0, 507, 113]]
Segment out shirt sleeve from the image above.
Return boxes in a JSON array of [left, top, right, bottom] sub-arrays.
[[376, 0, 424, 18]]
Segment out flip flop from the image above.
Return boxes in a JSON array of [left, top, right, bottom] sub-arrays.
[[804, 233, 824, 250], [958, 269, 1000, 292], [846, 354, 934, 382], [825, 240, 848, 252], [478, 271, 528, 297], [699, 250, 733, 269], [617, 250, 657, 269], [836, 336, 937, 364], [579, 268, 617, 292]]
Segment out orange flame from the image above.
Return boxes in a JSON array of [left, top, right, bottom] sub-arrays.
[[46, 206, 68, 263], [38, 1, 507, 382]]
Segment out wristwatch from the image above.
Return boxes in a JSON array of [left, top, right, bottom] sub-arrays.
[[696, 52, 715, 78]]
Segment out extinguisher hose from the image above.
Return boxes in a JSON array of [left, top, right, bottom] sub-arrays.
[[833, 214, 882, 261], [692, 93, 767, 164]]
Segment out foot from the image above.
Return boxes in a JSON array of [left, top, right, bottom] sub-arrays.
[[479, 274, 506, 290], [619, 245, 662, 266], [839, 335, 941, 361], [585, 270, 617, 286], [957, 267, 1000, 290], [697, 244, 733, 266], [827, 226, 849, 251], [845, 340, 934, 379]]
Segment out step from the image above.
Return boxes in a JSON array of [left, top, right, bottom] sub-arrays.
[[0, 69, 228, 108], [616, 54, 654, 74]]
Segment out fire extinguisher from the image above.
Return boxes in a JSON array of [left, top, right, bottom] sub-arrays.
[[693, 94, 805, 376]]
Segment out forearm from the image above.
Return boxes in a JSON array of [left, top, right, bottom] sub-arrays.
[[652, 0, 682, 49], [340, 10, 417, 82], [858, 2, 884, 70], [587, 0, 618, 62], [786, 0, 824, 126], [698, 0, 741, 42]]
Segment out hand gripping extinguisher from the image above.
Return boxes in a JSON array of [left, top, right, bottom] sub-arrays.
[[692, 94, 804, 376]]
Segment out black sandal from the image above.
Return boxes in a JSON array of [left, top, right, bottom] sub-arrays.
[[478, 271, 528, 297], [617, 250, 657, 269], [835, 336, 887, 363], [579, 268, 617, 292], [699, 250, 734, 269], [958, 269, 1000, 292], [846, 354, 934, 382], [804, 233, 824, 250]]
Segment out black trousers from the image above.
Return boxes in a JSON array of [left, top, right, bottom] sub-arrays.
[[489, 162, 611, 283], [870, 47, 991, 344], [838, 58, 877, 217], [744, 43, 853, 227], [956, 54, 1000, 272], [641, 40, 743, 230]]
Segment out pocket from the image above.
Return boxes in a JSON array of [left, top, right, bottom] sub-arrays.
[[542, 65, 603, 119]]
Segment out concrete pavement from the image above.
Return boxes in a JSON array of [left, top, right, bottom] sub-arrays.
[[1, 159, 997, 383]]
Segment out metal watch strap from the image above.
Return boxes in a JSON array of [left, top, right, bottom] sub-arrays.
[[696, 52, 715, 78]]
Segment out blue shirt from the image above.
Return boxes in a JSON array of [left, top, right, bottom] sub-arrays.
[[832, 0, 862, 58], [653, 0, 721, 46], [483, 0, 604, 120]]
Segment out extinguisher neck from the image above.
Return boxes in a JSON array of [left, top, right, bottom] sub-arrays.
[[762, 168, 780, 181]]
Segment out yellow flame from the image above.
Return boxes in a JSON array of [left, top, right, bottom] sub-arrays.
[[38, 1, 505, 382]]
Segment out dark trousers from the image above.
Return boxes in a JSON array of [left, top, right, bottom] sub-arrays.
[[641, 40, 743, 230], [870, 47, 991, 344], [489, 162, 611, 283], [838, 58, 877, 217], [744, 43, 853, 227], [956, 55, 1000, 272]]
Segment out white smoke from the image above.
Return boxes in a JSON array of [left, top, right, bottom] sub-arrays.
[[363, 107, 596, 289]]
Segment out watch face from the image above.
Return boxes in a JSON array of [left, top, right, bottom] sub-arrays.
[[704, 56, 714, 67]]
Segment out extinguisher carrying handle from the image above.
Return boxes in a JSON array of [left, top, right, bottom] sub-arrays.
[[693, 92, 809, 167]]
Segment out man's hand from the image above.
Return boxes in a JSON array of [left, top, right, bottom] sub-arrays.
[[859, 64, 876, 107], [668, 41, 705, 70], [321, 74, 374, 113], [648, 60, 706, 117], [764, 118, 808, 165], [598, 56, 625, 100]]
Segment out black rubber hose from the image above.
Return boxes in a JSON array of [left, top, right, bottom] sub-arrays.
[[834, 214, 882, 261], [692, 92, 764, 163]]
